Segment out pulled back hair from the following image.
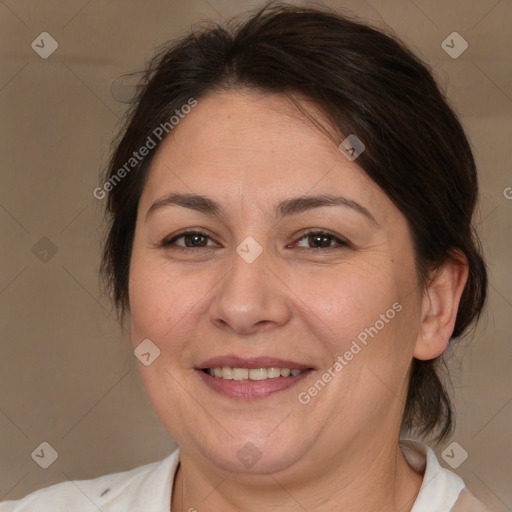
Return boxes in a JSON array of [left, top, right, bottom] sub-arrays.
[[100, 3, 487, 443]]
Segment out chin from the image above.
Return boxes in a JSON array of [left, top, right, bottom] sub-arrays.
[[203, 439, 306, 475], [186, 425, 310, 475]]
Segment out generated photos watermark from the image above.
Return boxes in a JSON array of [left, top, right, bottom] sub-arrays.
[[297, 301, 403, 405], [93, 97, 198, 200]]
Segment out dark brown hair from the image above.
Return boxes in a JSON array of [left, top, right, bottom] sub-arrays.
[[100, 3, 487, 442]]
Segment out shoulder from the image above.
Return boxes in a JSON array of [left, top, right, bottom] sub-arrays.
[[0, 449, 180, 512]]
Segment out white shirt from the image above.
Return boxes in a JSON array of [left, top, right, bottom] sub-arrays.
[[1, 440, 490, 511]]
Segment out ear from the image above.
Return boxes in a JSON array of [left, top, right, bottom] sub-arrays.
[[414, 252, 469, 360]]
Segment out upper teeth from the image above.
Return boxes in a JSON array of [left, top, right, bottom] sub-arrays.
[[206, 367, 304, 380]]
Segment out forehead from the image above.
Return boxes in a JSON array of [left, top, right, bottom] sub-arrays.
[[156, 90, 340, 171], [139, 90, 392, 221]]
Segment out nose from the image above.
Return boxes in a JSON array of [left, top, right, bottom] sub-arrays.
[[208, 245, 292, 335]]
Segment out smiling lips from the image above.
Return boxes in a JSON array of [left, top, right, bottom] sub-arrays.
[[196, 356, 313, 398], [205, 367, 304, 380]]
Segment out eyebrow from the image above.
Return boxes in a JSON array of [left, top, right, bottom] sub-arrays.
[[145, 193, 377, 225]]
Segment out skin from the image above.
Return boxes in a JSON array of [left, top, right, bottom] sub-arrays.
[[128, 89, 468, 511]]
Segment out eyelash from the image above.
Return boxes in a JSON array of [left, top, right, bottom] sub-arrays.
[[159, 229, 350, 251]]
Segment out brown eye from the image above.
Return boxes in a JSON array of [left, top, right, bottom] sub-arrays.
[[294, 230, 349, 249], [308, 234, 332, 248], [161, 230, 216, 249], [182, 233, 208, 247]]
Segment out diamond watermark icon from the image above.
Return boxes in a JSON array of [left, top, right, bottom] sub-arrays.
[[31, 32, 58, 59], [32, 237, 58, 263], [441, 32, 468, 59], [236, 236, 263, 263], [237, 442, 262, 468], [31, 441, 58, 469], [339, 134, 365, 161], [134, 338, 161, 366], [442, 441, 468, 469]]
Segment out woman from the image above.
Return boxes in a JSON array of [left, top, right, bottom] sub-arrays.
[[1, 4, 490, 511]]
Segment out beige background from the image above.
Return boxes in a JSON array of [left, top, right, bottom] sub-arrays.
[[0, 0, 510, 509]]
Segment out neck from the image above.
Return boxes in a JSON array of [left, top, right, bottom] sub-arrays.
[[171, 437, 424, 512]]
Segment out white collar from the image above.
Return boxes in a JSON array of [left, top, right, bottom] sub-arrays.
[[399, 439, 465, 512], [94, 440, 464, 511]]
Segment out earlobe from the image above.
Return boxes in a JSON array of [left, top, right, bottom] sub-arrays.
[[413, 253, 469, 361]]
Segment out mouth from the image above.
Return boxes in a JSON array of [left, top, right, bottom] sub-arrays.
[[202, 367, 306, 380], [196, 356, 314, 398]]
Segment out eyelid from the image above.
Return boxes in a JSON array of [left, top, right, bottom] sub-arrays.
[[158, 228, 351, 250], [290, 229, 351, 249], [160, 228, 219, 248]]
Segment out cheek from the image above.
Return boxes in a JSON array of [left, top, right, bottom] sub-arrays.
[[128, 250, 197, 347], [290, 261, 400, 352], [298, 253, 419, 391], [128, 248, 229, 365]]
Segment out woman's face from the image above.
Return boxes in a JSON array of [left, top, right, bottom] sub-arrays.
[[129, 90, 424, 475]]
